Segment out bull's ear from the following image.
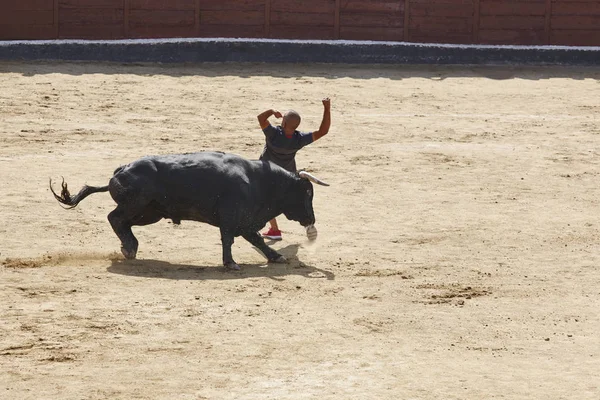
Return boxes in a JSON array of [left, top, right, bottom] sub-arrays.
[[298, 171, 329, 186]]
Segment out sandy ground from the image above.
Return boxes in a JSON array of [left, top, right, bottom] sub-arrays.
[[1, 61, 599, 399]]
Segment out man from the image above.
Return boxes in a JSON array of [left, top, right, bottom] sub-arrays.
[[257, 98, 331, 240]]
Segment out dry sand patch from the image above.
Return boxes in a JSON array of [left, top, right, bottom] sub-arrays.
[[1, 62, 599, 399]]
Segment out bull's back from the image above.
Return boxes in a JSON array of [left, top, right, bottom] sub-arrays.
[[153, 152, 252, 197], [110, 152, 257, 221]]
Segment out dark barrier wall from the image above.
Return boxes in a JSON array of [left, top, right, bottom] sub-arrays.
[[1, 0, 599, 46]]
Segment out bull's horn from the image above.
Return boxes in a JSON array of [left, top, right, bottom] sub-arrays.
[[299, 171, 330, 186]]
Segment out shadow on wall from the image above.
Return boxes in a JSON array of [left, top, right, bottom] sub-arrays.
[[107, 243, 335, 281], [1, 60, 599, 81]]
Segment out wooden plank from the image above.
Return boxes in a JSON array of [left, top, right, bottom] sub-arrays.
[[480, 1, 546, 16], [270, 0, 336, 13], [2, 0, 54, 11], [341, 0, 404, 12], [340, 12, 404, 27], [404, 0, 411, 41], [473, 0, 480, 42], [200, 10, 264, 25], [58, 23, 124, 38], [195, 0, 200, 36], [128, 25, 196, 37], [551, 0, 600, 3], [551, 15, 600, 29], [129, 10, 195, 26], [550, 29, 600, 46], [271, 12, 334, 26], [481, 0, 545, 2], [410, 3, 472, 17], [54, 0, 59, 38], [340, 26, 403, 41], [410, 16, 473, 32], [410, 32, 473, 43], [0, 10, 55, 25], [544, 0, 551, 44], [268, 25, 335, 39], [59, 0, 124, 8], [124, 0, 130, 37], [0, 24, 55, 40], [197, 0, 265, 11], [129, 0, 196, 10], [265, 0, 271, 37], [479, 15, 545, 30], [198, 24, 265, 38], [334, 0, 340, 39], [552, 2, 600, 15], [479, 28, 545, 44], [59, 8, 124, 24], [410, 0, 474, 4]]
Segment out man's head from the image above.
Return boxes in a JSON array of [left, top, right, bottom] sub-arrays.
[[281, 110, 301, 136]]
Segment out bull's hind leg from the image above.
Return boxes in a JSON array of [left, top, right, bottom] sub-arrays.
[[108, 205, 140, 259], [108, 205, 163, 259]]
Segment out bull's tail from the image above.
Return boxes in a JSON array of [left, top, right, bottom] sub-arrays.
[[49, 177, 109, 209]]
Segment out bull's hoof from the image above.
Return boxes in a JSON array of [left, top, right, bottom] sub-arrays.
[[121, 247, 137, 260], [270, 255, 287, 264], [224, 262, 241, 271]]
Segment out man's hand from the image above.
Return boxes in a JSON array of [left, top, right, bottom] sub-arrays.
[[322, 98, 331, 109], [258, 108, 282, 129]]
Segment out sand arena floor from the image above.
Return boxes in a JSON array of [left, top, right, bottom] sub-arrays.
[[1, 61, 599, 399]]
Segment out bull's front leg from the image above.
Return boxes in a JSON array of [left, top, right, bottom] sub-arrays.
[[242, 231, 287, 264], [219, 226, 239, 270]]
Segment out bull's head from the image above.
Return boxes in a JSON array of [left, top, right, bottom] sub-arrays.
[[282, 171, 329, 227]]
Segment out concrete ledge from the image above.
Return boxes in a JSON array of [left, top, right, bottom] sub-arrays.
[[0, 38, 599, 65]]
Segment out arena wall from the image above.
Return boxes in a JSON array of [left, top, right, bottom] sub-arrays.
[[1, 0, 599, 47]]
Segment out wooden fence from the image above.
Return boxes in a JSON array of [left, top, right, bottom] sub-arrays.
[[1, 0, 599, 46]]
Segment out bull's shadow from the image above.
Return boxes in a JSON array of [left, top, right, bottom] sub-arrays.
[[107, 244, 334, 281]]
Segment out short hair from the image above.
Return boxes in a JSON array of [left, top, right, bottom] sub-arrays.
[[284, 110, 301, 129]]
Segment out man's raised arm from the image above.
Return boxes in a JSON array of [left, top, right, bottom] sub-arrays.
[[257, 109, 282, 129], [312, 98, 331, 141]]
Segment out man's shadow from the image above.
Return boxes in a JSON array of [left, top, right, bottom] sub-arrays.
[[107, 244, 334, 281]]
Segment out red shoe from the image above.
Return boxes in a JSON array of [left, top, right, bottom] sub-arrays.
[[262, 228, 282, 240]]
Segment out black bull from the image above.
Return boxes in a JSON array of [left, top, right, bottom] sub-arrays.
[[50, 151, 328, 270]]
